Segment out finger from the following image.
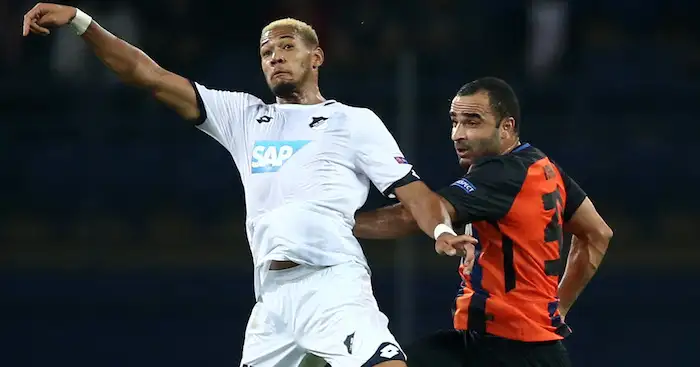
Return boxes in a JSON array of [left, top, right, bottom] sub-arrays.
[[447, 235, 478, 246], [435, 244, 457, 256], [464, 247, 475, 264], [462, 264, 471, 276], [29, 22, 49, 34], [29, 27, 49, 36], [454, 249, 467, 258], [451, 242, 470, 252], [451, 242, 475, 259], [460, 251, 476, 275], [447, 240, 475, 252], [23, 4, 42, 35], [30, 20, 50, 35], [22, 14, 33, 36], [462, 259, 475, 276]]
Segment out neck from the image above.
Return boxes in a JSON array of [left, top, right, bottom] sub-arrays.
[[276, 84, 325, 105], [500, 138, 521, 155]]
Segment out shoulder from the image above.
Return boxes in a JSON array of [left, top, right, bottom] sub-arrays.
[[471, 144, 552, 177], [468, 154, 525, 181], [327, 102, 383, 123], [192, 81, 266, 108], [317, 102, 387, 140]]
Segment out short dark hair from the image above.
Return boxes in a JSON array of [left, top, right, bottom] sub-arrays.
[[457, 77, 521, 134]]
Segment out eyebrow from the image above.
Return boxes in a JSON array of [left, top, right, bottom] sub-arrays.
[[260, 35, 295, 48], [449, 111, 483, 120]]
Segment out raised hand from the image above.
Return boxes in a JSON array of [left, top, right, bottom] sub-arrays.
[[22, 3, 77, 36]]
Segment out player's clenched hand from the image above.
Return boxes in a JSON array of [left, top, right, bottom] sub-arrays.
[[22, 3, 77, 36], [435, 233, 459, 256], [435, 233, 477, 259]]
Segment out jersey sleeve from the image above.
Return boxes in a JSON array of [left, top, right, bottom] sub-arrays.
[[438, 158, 526, 224], [191, 81, 263, 153], [350, 109, 418, 198], [552, 161, 587, 222]]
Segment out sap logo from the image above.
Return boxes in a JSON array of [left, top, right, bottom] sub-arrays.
[[452, 178, 476, 193], [251, 140, 310, 173]]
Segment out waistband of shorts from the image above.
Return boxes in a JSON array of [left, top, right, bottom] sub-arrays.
[[466, 330, 562, 347], [265, 263, 329, 283]]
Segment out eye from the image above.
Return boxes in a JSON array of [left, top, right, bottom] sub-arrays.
[[283, 44, 294, 50], [261, 49, 272, 57]]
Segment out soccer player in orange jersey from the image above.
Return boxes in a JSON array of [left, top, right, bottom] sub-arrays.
[[354, 77, 613, 366]]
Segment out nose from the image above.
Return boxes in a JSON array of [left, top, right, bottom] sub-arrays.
[[452, 123, 467, 141], [270, 50, 285, 66]]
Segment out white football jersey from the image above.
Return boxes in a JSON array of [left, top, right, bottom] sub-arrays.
[[192, 82, 416, 297]]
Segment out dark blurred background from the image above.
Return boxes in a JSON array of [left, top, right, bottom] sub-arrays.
[[2, 0, 699, 365]]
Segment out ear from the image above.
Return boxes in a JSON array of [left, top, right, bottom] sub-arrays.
[[500, 117, 516, 137], [312, 46, 324, 69]]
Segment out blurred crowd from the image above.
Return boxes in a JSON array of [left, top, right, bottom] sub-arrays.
[[2, 0, 697, 82], [1, 0, 699, 268]]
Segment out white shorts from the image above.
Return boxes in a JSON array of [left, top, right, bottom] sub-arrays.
[[240, 261, 406, 367]]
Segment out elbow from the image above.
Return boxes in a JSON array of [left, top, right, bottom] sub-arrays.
[[588, 224, 612, 257], [604, 226, 613, 240], [598, 224, 613, 248], [576, 223, 612, 249], [578, 224, 612, 271]]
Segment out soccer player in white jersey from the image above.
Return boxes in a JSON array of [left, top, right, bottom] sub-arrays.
[[22, 4, 476, 366]]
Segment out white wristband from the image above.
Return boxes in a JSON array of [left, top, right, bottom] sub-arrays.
[[70, 9, 92, 36], [433, 223, 456, 239]]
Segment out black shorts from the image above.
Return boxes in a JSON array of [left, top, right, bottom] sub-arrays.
[[403, 329, 572, 367]]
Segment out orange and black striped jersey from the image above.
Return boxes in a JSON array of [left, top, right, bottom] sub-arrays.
[[439, 143, 587, 342]]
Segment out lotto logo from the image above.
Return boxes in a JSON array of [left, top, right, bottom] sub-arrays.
[[366, 342, 405, 365], [379, 344, 400, 358], [251, 140, 310, 173]]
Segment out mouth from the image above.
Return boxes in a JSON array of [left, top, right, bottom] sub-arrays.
[[272, 70, 290, 78], [455, 147, 470, 158]]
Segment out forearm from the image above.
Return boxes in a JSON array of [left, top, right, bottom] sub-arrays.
[[79, 16, 198, 119], [81, 21, 163, 87], [402, 191, 453, 239], [23, 4, 195, 118], [353, 204, 420, 239], [558, 234, 608, 314]]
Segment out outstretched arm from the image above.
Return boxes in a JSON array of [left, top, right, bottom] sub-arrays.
[[354, 198, 458, 240], [354, 203, 414, 239], [22, 3, 200, 120], [355, 157, 523, 241], [350, 109, 474, 256]]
